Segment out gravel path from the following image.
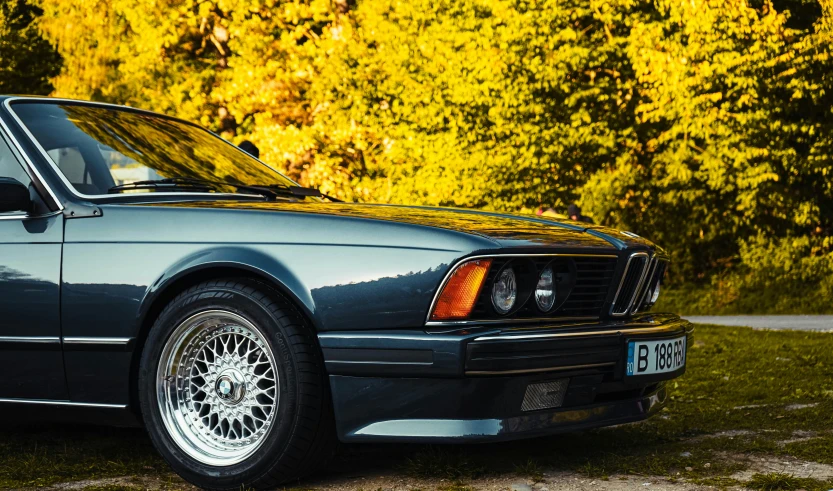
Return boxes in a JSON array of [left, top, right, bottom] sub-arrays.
[[687, 315, 833, 331]]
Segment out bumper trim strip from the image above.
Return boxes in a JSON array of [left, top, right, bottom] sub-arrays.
[[466, 362, 615, 376], [473, 323, 691, 342]]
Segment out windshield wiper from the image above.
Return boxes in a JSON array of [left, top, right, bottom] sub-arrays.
[[108, 178, 219, 194], [254, 184, 343, 202], [107, 177, 275, 198], [108, 177, 342, 202]]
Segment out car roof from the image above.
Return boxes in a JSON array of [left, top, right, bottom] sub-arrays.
[[0, 95, 208, 130], [0, 95, 58, 102], [1, 95, 143, 111]]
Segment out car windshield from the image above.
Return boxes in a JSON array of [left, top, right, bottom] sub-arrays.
[[10, 101, 298, 197]]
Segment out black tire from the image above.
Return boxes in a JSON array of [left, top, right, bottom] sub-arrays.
[[138, 278, 335, 490]]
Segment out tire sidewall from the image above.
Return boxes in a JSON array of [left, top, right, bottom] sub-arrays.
[[139, 282, 301, 488]]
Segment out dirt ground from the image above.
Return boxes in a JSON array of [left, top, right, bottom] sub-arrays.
[[22, 434, 833, 491], [36, 452, 833, 491]]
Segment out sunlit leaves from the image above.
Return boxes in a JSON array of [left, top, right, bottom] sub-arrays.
[[31, 0, 833, 283], [582, 0, 833, 280]]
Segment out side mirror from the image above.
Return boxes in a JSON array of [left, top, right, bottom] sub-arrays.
[[0, 178, 32, 214]]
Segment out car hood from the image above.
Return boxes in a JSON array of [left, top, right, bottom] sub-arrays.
[[135, 200, 658, 251]]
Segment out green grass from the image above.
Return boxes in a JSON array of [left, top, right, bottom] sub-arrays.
[[402, 447, 487, 480], [0, 325, 831, 489], [513, 458, 544, 482], [656, 282, 833, 315], [784, 434, 833, 465], [746, 472, 822, 491], [0, 425, 167, 488]]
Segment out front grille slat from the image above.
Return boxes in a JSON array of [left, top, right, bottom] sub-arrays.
[[631, 258, 657, 313], [610, 254, 649, 315]]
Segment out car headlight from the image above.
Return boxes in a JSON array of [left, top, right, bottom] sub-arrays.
[[535, 265, 556, 312], [491, 267, 517, 314]]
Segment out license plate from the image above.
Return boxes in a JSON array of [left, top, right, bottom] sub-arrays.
[[626, 336, 686, 376]]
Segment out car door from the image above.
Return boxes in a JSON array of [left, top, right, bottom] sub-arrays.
[[0, 130, 67, 400]]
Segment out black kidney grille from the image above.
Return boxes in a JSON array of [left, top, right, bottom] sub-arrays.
[[611, 255, 648, 315], [631, 259, 657, 310], [635, 260, 667, 312], [557, 257, 618, 316]]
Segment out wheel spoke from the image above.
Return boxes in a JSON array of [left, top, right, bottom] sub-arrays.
[[158, 310, 280, 464]]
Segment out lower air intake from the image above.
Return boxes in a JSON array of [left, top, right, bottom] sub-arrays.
[[521, 379, 569, 412]]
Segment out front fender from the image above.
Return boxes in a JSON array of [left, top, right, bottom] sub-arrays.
[[138, 246, 315, 329]]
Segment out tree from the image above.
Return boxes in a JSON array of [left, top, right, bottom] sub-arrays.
[[581, 0, 833, 281], [38, 0, 337, 135], [34, 0, 833, 297], [266, 0, 645, 206], [0, 0, 61, 95]]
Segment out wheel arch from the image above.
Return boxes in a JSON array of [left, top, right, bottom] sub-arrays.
[[128, 247, 319, 416]]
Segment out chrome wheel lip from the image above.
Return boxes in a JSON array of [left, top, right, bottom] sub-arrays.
[[157, 310, 280, 467]]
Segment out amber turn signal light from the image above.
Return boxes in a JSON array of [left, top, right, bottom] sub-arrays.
[[430, 259, 492, 320]]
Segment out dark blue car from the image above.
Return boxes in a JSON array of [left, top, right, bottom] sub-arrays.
[[0, 96, 693, 489]]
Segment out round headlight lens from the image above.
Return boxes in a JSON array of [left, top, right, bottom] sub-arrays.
[[535, 266, 556, 312], [650, 281, 661, 304], [491, 267, 517, 314]]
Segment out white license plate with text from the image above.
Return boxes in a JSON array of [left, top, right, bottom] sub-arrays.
[[626, 337, 686, 376]]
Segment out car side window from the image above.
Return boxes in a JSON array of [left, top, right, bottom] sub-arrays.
[[0, 136, 32, 188]]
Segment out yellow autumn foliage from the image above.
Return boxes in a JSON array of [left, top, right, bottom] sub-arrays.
[[13, 0, 833, 306]]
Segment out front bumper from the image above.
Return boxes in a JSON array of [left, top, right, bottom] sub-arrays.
[[319, 313, 693, 443]]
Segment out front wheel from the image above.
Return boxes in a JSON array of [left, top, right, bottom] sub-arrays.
[[138, 279, 334, 490]]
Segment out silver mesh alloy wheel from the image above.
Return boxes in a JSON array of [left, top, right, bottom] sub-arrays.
[[157, 310, 280, 466]]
